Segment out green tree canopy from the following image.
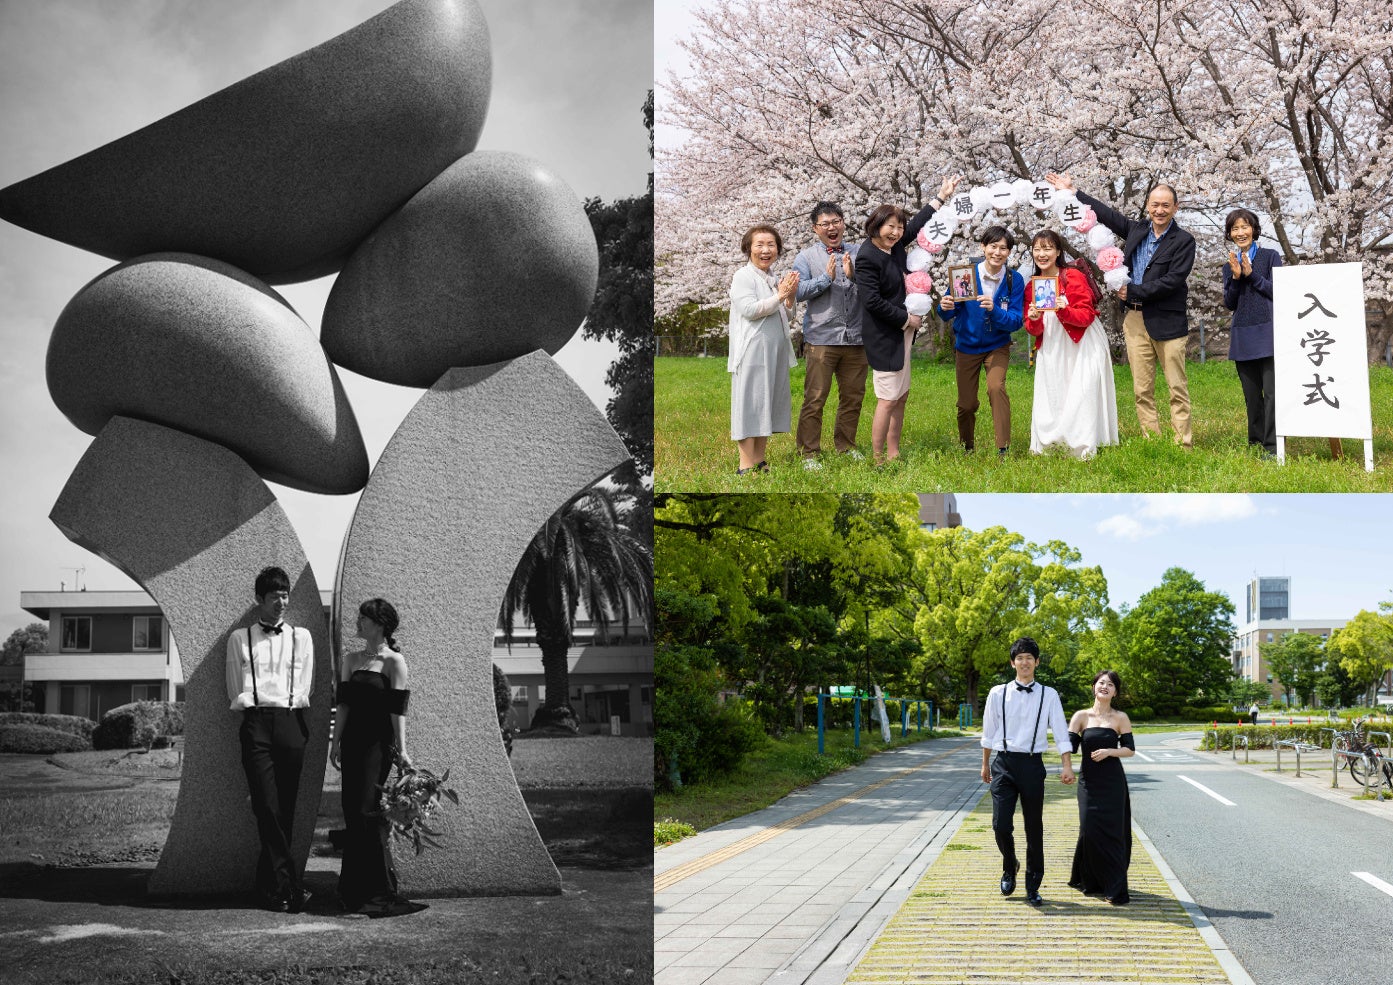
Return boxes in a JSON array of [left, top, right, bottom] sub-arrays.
[[1115, 568, 1236, 715], [1328, 609, 1393, 705], [1, 623, 47, 666], [1262, 632, 1326, 707]]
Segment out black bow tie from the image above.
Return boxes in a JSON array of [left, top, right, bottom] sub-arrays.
[[1015, 683, 1034, 693], [259, 622, 283, 636]]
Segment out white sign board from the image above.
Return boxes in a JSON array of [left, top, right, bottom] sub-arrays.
[[1272, 263, 1373, 455]]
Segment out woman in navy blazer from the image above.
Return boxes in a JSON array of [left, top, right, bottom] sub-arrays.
[[1221, 208, 1283, 455], [854, 174, 961, 464]]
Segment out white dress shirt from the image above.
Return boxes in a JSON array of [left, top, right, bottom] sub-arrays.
[[225, 621, 314, 710], [979, 680, 1071, 756]]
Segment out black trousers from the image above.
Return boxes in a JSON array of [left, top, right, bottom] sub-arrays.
[[990, 751, 1046, 891], [1234, 357, 1276, 454], [239, 707, 308, 900]]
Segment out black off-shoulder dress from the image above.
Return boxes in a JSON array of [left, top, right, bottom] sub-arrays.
[[1067, 726, 1133, 905]]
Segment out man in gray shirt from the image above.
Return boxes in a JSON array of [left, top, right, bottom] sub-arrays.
[[792, 202, 865, 468]]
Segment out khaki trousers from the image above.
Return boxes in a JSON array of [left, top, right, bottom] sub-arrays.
[[955, 345, 1012, 450], [1122, 310, 1191, 447], [797, 344, 868, 456]]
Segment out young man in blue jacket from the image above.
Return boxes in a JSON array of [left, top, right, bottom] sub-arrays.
[[938, 226, 1026, 458]]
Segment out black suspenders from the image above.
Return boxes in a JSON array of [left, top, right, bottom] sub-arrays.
[[1001, 684, 1049, 753], [245, 624, 296, 707]]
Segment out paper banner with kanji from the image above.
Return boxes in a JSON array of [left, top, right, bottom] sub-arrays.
[[1273, 262, 1372, 440]]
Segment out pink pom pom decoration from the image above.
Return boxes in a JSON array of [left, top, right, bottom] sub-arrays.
[[905, 271, 934, 295], [916, 228, 931, 250], [925, 241, 945, 254], [1072, 208, 1097, 233], [1095, 246, 1124, 271]]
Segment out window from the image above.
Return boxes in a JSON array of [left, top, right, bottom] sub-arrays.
[[133, 615, 163, 651], [61, 616, 92, 651], [131, 684, 161, 702]]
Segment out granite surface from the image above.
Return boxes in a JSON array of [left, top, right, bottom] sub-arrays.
[[0, 0, 492, 283], [333, 352, 630, 895], [49, 417, 334, 897], [48, 253, 368, 495], [321, 151, 599, 386]]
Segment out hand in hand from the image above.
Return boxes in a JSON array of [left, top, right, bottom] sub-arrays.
[[1060, 766, 1077, 785]]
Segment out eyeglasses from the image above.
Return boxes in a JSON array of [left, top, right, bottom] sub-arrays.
[[814, 218, 844, 229]]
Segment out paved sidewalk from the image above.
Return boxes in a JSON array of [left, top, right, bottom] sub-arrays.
[[655, 736, 984, 985]]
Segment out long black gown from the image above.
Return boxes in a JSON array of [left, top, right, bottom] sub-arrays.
[[338, 668, 426, 917], [1068, 726, 1132, 905]]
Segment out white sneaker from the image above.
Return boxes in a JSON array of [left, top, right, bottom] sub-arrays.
[[802, 458, 823, 471], [844, 449, 865, 461]]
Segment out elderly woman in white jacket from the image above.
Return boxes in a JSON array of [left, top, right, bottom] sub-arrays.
[[728, 224, 799, 475]]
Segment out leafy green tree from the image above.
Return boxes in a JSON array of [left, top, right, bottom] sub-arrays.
[[499, 487, 652, 733], [1228, 677, 1274, 709], [728, 597, 837, 733], [1315, 661, 1362, 709], [893, 526, 1109, 709], [1262, 632, 1326, 707], [1116, 568, 1236, 715], [1329, 610, 1393, 705]]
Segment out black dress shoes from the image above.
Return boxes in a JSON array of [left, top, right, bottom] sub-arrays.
[[1025, 891, 1043, 906], [287, 890, 312, 914], [1000, 865, 1017, 896]]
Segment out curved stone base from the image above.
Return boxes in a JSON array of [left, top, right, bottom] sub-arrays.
[[334, 351, 629, 896], [50, 417, 332, 896]]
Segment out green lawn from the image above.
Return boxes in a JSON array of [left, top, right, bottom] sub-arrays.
[[655, 726, 952, 836], [656, 355, 1393, 491]]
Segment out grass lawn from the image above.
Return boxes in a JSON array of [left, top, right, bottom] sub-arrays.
[[654, 726, 956, 837], [656, 355, 1393, 491]]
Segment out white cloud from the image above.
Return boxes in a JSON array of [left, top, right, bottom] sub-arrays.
[[1135, 494, 1258, 525], [1096, 514, 1154, 541]]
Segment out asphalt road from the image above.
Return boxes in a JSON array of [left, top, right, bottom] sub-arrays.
[[1129, 731, 1393, 985]]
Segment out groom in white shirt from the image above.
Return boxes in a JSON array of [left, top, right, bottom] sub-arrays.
[[979, 637, 1074, 906]]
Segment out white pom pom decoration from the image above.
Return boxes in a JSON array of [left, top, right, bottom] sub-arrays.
[[905, 293, 934, 316], [1051, 190, 1082, 223], [1010, 178, 1035, 207], [1103, 266, 1131, 291], [1029, 182, 1056, 210], [969, 185, 994, 212], [906, 246, 931, 272], [920, 214, 956, 246], [988, 181, 1015, 212], [1086, 224, 1115, 252]]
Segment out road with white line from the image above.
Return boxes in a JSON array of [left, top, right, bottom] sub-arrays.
[[1129, 732, 1393, 985]]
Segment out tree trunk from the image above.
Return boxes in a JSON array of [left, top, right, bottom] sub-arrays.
[[530, 626, 579, 734]]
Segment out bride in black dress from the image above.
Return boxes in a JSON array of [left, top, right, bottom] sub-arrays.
[[1067, 669, 1135, 905], [329, 598, 427, 917]]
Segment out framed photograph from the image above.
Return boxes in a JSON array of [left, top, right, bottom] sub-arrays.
[[1031, 275, 1060, 310], [948, 264, 979, 300]]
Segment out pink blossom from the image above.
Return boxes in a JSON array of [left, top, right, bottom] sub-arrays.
[[1095, 246, 1125, 271], [905, 271, 934, 294]]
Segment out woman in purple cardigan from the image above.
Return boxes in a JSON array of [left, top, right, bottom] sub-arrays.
[[1221, 208, 1283, 456]]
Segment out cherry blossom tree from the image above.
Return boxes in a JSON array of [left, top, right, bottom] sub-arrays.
[[658, 0, 1393, 360]]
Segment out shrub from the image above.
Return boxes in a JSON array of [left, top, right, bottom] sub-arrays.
[[1179, 705, 1234, 723], [654, 818, 697, 847], [0, 723, 91, 754], [1126, 705, 1154, 721], [1198, 724, 1338, 751], [91, 701, 184, 750], [0, 712, 96, 740]]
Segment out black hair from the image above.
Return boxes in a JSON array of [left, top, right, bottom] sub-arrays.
[[740, 224, 783, 257], [1010, 637, 1040, 660], [980, 224, 1015, 249], [810, 201, 844, 225], [1093, 669, 1123, 701], [865, 204, 909, 241], [1145, 182, 1178, 206], [1028, 229, 1068, 276], [254, 566, 290, 599], [1224, 208, 1262, 241], [359, 598, 402, 653]]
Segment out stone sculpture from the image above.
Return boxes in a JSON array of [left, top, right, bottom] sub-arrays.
[[3, 0, 621, 899]]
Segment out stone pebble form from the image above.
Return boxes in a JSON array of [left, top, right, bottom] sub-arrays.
[[0, 0, 493, 284], [5, 0, 602, 490], [47, 254, 370, 495]]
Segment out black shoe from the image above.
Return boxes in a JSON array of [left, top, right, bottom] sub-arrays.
[[1025, 891, 1043, 906], [260, 893, 289, 913], [1000, 863, 1017, 896], [997, 447, 1009, 461], [287, 890, 312, 914]]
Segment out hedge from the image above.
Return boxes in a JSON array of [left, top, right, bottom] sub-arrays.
[[91, 701, 184, 750], [0, 723, 91, 754], [1198, 724, 1349, 751], [0, 712, 96, 740]]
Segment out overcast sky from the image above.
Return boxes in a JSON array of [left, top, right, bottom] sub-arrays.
[[0, 0, 652, 635], [955, 493, 1393, 620]]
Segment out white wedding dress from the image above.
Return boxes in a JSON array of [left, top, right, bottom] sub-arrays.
[[1029, 313, 1118, 459]]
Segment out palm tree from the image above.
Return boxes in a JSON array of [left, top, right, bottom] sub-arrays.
[[499, 486, 652, 733]]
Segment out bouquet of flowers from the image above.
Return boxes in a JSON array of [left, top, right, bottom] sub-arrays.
[[374, 763, 460, 856]]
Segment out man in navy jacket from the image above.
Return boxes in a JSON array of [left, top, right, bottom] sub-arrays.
[[1046, 174, 1197, 447]]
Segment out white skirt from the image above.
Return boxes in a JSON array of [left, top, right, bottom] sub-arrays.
[[1029, 315, 1118, 459], [730, 322, 792, 440]]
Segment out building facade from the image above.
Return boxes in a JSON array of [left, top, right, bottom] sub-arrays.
[[917, 494, 961, 531], [19, 589, 652, 735]]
